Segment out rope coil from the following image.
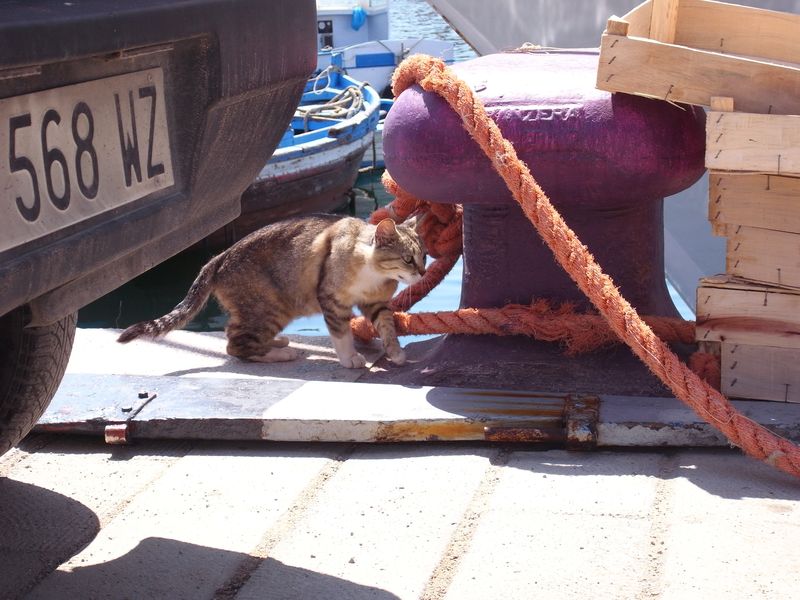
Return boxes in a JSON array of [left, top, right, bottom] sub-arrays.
[[298, 66, 366, 129], [361, 54, 800, 479]]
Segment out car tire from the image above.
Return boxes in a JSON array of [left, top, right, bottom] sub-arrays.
[[0, 308, 76, 456]]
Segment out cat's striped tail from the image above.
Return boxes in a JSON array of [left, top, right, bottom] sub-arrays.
[[117, 253, 224, 343]]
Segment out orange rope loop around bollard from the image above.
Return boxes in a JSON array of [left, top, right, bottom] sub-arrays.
[[370, 171, 463, 312], [351, 54, 800, 479]]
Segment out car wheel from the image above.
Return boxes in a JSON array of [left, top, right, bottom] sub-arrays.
[[0, 308, 76, 456]]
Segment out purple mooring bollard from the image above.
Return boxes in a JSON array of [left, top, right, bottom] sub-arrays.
[[383, 50, 706, 317]]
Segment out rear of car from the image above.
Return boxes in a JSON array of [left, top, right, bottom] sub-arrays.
[[0, 0, 317, 454]]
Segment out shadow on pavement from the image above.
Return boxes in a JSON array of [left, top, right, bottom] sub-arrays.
[[26, 537, 400, 600], [1, 467, 398, 599], [0, 478, 100, 599]]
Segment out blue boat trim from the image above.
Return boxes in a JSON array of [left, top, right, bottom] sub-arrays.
[[263, 67, 381, 170], [354, 51, 397, 68]]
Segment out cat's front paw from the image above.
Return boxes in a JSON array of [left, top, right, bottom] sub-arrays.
[[246, 346, 301, 363], [387, 348, 407, 365], [339, 352, 367, 369]]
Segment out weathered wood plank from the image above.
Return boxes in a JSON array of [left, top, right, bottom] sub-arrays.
[[709, 172, 800, 235], [696, 276, 800, 348], [597, 33, 800, 114], [675, 0, 800, 65], [650, 0, 680, 44], [707, 112, 800, 175], [722, 342, 800, 402], [726, 225, 800, 289]]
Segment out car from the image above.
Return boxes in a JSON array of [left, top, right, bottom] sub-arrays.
[[0, 0, 317, 455]]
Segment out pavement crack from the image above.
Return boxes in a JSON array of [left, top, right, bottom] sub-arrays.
[[213, 444, 355, 599], [637, 452, 678, 600], [418, 446, 511, 600]]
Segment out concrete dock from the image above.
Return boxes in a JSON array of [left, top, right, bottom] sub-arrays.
[[2, 328, 800, 599]]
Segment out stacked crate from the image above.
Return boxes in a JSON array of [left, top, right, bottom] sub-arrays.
[[596, 0, 800, 402]]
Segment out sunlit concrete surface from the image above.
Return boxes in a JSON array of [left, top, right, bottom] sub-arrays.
[[3, 328, 800, 599]]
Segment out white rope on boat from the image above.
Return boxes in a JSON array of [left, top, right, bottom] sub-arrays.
[[298, 66, 367, 131]]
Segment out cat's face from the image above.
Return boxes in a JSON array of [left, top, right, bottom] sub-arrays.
[[372, 218, 426, 285]]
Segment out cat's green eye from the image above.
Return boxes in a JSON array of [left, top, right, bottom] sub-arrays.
[[402, 255, 413, 264]]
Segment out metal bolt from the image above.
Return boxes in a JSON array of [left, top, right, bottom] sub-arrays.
[[104, 423, 130, 445]]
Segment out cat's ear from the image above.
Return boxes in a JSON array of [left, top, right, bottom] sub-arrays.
[[402, 213, 425, 232], [374, 218, 398, 247]]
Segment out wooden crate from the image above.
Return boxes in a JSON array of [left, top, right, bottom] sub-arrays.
[[597, 0, 800, 401], [705, 98, 800, 290], [721, 342, 800, 402], [597, 0, 800, 115], [706, 111, 800, 176], [725, 226, 800, 289], [696, 275, 800, 348], [704, 258, 800, 404], [709, 172, 800, 237]]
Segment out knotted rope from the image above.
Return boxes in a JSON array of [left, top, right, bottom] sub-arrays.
[[352, 300, 696, 355], [370, 171, 463, 312], [355, 54, 799, 479]]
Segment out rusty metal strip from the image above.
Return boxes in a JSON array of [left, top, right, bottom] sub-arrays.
[[565, 395, 599, 449]]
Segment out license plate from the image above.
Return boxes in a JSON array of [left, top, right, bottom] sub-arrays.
[[1, 68, 174, 253]]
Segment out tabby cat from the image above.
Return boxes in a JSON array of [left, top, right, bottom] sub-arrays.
[[117, 214, 426, 368]]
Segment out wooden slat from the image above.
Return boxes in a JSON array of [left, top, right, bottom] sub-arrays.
[[696, 276, 800, 349], [621, 0, 654, 38], [606, 17, 630, 37], [709, 172, 800, 235], [710, 96, 734, 112], [721, 342, 800, 402], [707, 112, 800, 175], [650, 0, 680, 44], [675, 0, 800, 66], [597, 33, 800, 114], [726, 225, 800, 289]]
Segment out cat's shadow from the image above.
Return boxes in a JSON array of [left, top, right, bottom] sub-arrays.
[[156, 334, 384, 381]]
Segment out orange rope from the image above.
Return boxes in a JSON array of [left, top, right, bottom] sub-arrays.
[[370, 54, 800, 479], [352, 301, 696, 355], [370, 171, 463, 311]]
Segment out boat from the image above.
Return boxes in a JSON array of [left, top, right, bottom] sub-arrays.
[[321, 39, 455, 170], [201, 1, 454, 247], [205, 66, 381, 248], [317, 0, 455, 169], [319, 38, 455, 97], [322, 39, 455, 170], [320, 39, 454, 170], [315, 0, 390, 53], [316, 1, 454, 169]]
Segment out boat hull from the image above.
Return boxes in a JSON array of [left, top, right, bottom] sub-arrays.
[[200, 67, 380, 250], [202, 131, 373, 249]]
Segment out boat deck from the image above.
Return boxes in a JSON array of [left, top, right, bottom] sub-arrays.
[[3, 329, 800, 598]]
